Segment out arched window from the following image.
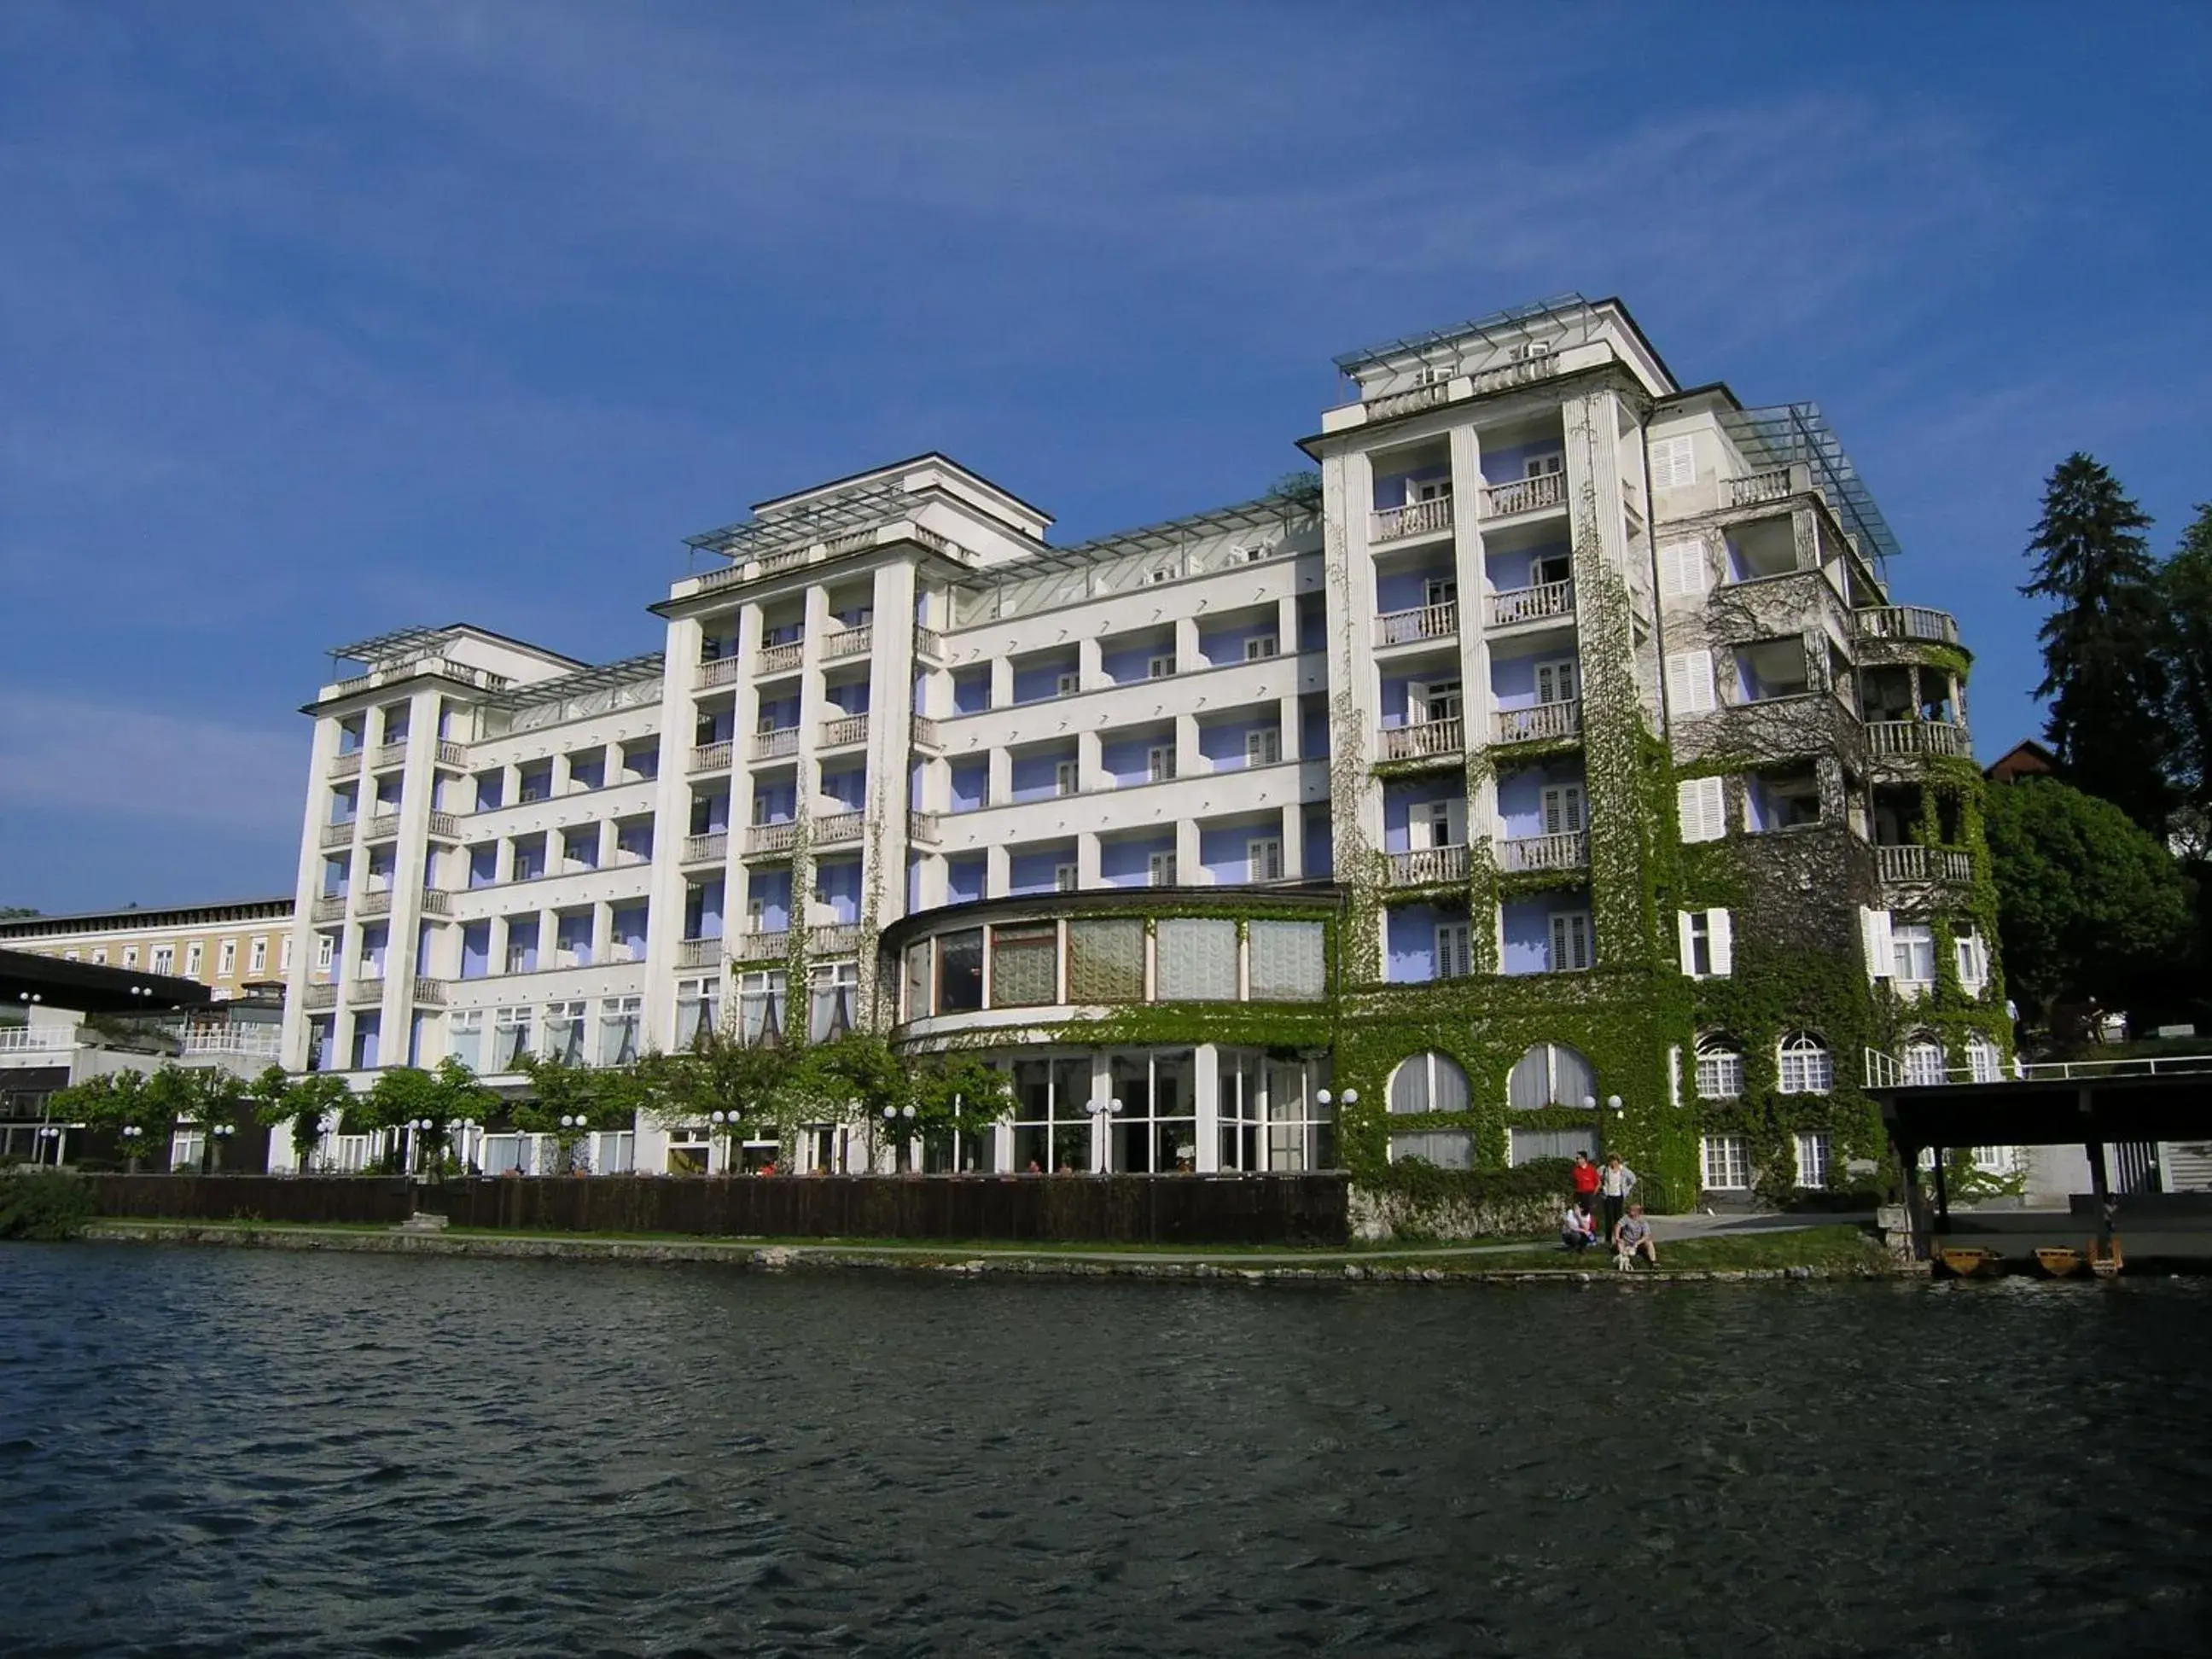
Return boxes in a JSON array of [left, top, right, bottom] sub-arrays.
[[1507, 1044, 1596, 1110], [1388, 1051, 1470, 1116], [1965, 1033, 2003, 1084], [1694, 1033, 1743, 1101], [1901, 1033, 1946, 1087], [1776, 1032, 1833, 1095]]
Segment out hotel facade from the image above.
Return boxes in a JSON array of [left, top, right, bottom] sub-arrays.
[[274, 295, 2008, 1199]]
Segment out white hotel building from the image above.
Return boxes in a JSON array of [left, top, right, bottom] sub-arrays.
[[276, 294, 1997, 1196]]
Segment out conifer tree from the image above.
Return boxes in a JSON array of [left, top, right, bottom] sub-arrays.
[[2160, 504, 2212, 850], [2021, 453, 2171, 831]]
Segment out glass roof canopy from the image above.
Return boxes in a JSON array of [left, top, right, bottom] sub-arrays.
[[1722, 403, 1901, 568], [1332, 293, 1596, 376], [682, 482, 915, 563], [328, 625, 460, 671]]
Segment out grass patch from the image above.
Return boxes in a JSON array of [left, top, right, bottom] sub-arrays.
[[1446, 1225, 1887, 1275]]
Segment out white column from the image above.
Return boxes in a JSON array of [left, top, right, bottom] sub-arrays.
[[1090, 1051, 1113, 1173], [1194, 1043, 1220, 1173], [1174, 818, 1202, 887], [1278, 804, 1304, 886], [1078, 635, 1104, 690]]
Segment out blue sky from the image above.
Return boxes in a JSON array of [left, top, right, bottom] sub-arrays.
[[4, 1, 2208, 912]]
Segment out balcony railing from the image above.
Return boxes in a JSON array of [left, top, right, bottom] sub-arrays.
[[1481, 472, 1566, 518], [751, 727, 799, 762], [696, 655, 743, 690], [374, 742, 408, 771], [421, 888, 451, 916], [1384, 845, 1471, 887], [320, 822, 354, 849], [1866, 719, 1972, 760], [1487, 579, 1574, 627], [733, 930, 789, 963], [1371, 496, 1454, 545], [1378, 718, 1464, 761], [0, 1027, 75, 1053], [427, 812, 460, 841], [690, 740, 733, 773], [1723, 468, 1795, 508], [822, 624, 872, 661], [907, 810, 942, 847], [745, 821, 798, 856], [346, 975, 386, 1004], [179, 1025, 284, 1059], [1366, 381, 1452, 421], [757, 641, 803, 677], [821, 714, 869, 748], [677, 937, 723, 969], [413, 977, 450, 1007], [1873, 843, 1974, 886], [311, 894, 347, 923], [1374, 602, 1458, 648], [328, 751, 362, 779], [811, 923, 862, 956], [914, 626, 947, 665], [815, 811, 864, 846], [435, 739, 468, 768], [910, 715, 944, 750], [358, 888, 393, 917], [1499, 830, 1588, 874], [302, 984, 338, 1011], [364, 813, 400, 842], [682, 831, 729, 864], [1493, 699, 1581, 745], [1855, 606, 1961, 648]]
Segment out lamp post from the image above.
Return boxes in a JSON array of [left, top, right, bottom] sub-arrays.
[[1085, 1096, 1124, 1174], [880, 1103, 917, 1173], [120, 1123, 143, 1173], [559, 1115, 591, 1174], [36, 1124, 63, 1167], [210, 1122, 234, 1174], [708, 1109, 732, 1173]]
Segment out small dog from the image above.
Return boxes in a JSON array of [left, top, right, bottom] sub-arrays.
[[1614, 1249, 1635, 1271]]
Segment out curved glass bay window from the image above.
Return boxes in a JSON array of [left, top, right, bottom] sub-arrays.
[[1218, 1051, 1334, 1173], [1109, 1050, 1196, 1173], [1010, 1057, 1093, 1174]]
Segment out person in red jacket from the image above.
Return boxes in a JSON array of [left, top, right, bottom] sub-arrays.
[[1569, 1150, 1600, 1225]]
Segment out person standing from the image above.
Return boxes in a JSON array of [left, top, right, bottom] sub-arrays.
[[1569, 1150, 1601, 1224], [1598, 1154, 1637, 1243]]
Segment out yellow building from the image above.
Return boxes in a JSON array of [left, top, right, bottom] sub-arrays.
[[0, 898, 294, 1002]]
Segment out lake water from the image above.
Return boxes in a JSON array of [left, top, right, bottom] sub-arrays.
[[2, 1245, 2206, 1656]]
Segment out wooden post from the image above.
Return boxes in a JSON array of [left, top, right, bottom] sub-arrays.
[[2087, 1138, 2112, 1253], [1930, 1145, 1952, 1232], [1898, 1138, 1931, 1261]]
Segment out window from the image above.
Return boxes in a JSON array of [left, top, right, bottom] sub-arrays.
[[1417, 799, 1459, 849], [809, 963, 858, 1041], [1424, 576, 1458, 608], [1147, 655, 1174, 679], [1967, 1033, 2003, 1083], [492, 1006, 533, 1071], [280, 936, 294, 973], [1243, 635, 1280, 661], [1703, 1134, 1750, 1190], [1540, 783, 1586, 835], [1388, 1130, 1474, 1169], [675, 977, 720, 1049], [1244, 728, 1282, 766], [990, 926, 1058, 1008], [1656, 538, 1708, 600], [248, 937, 268, 975], [1794, 1132, 1831, 1189], [1650, 434, 1696, 490], [1248, 921, 1326, 1001], [123, 946, 140, 969], [1055, 760, 1079, 797], [1532, 550, 1573, 587], [1535, 656, 1577, 705], [1955, 926, 1990, 994], [1156, 918, 1237, 1001], [1891, 923, 1936, 988], [1548, 911, 1592, 972], [1677, 777, 1726, 844], [1665, 649, 1716, 715], [1147, 567, 1174, 585], [1508, 1043, 1596, 1110], [1777, 1033, 1833, 1095], [1902, 1036, 1946, 1087], [1067, 918, 1145, 1002], [1147, 745, 1175, 783], [1418, 678, 1463, 724], [544, 999, 588, 1065], [447, 1009, 485, 1072], [152, 945, 176, 975], [1525, 452, 1563, 479], [936, 928, 984, 1013], [313, 936, 333, 973], [90, 949, 106, 965], [1433, 922, 1470, 980], [217, 940, 237, 978], [1694, 1036, 1743, 1101], [1677, 908, 1733, 978], [1056, 672, 1080, 697], [1388, 1051, 1470, 1115], [1408, 476, 1452, 504], [599, 996, 643, 1067], [1147, 851, 1178, 888], [1054, 863, 1079, 893]]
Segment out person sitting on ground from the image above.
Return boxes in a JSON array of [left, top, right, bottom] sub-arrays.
[[1612, 1202, 1658, 1269], [1560, 1201, 1598, 1252]]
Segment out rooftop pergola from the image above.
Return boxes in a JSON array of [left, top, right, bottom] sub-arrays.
[[964, 493, 1320, 584], [484, 653, 667, 711], [682, 481, 916, 566], [1722, 403, 1902, 568], [326, 625, 460, 674], [1332, 293, 1598, 377]]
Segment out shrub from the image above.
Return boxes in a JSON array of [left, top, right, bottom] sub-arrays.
[[0, 1170, 96, 1241]]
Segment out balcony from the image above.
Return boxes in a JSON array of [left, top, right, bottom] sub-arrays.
[[320, 822, 355, 850], [811, 922, 862, 956], [910, 715, 944, 751], [1493, 700, 1580, 746], [1371, 497, 1453, 546], [1384, 845, 1471, 887], [757, 641, 803, 678], [302, 984, 338, 1011], [815, 810, 864, 846], [364, 813, 400, 842], [1480, 473, 1566, 519], [435, 739, 467, 769], [1866, 720, 1972, 760], [328, 751, 362, 779], [1374, 602, 1458, 649], [1487, 579, 1574, 628], [751, 727, 799, 763], [311, 894, 347, 923], [1874, 844, 1974, 886], [732, 930, 789, 963], [907, 811, 941, 847], [745, 821, 798, 856], [358, 888, 393, 917], [822, 623, 872, 661], [1366, 381, 1452, 421], [696, 655, 743, 690], [682, 831, 729, 865], [820, 714, 869, 750], [1378, 718, 1464, 762], [1723, 468, 1795, 509], [1499, 830, 1588, 874], [420, 888, 451, 916], [179, 1025, 284, 1059], [346, 975, 386, 1005], [690, 739, 734, 773], [1856, 606, 1961, 648], [413, 977, 450, 1007], [428, 811, 460, 841], [915, 626, 947, 666], [677, 938, 723, 969], [374, 741, 408, 771], [0, 1027, 76, 1053]]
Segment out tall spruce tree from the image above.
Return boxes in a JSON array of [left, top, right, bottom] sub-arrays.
[[2021, 453, 2172, 832], [2161, 504, 2212, 847]]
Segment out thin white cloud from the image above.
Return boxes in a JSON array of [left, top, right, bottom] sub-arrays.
[[0, 690, 306, 831]]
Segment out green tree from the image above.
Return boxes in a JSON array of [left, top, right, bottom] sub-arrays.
[[250, 1067, 349, 1170], [1266, 469, 1322, 509], [2021, 453, 2172, 831], [45, 1070, 164, 1168], [1982, 777, 2193, 1015], [637, 1033, 799, 1167], [2159, 504, 2212, 844], [514, 1053, 649, 1168], [364, 1058, 503, 1171], [910, 1051, 1015, 1167]]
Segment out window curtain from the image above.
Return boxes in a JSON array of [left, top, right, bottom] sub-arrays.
[[990, 927, 1058, 1007], [1155, 919, 1236, 1001], [1066, 919, 1144, 1003], [1248, 920, 1325, 1001]]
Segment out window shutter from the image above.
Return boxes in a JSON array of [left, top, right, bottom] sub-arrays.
[[1665, 649, 1715, 715], [1657, 538, 1706, 600], [1708, 908, 1733, 977], [1860, 906, 1894, 983], [1677, 777, 1726, 844], [1651, 435, 1696, 490], [1248, 838, 1284, 882], [1676, 911, 1697, 976]]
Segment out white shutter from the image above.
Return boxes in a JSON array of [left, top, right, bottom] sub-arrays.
[[1248, 838, 1284, 882], [1540, 784, 1585, 834], [1244, 729, 1281, 765], [1708, 908, 1733, 977], [1677, 777, 1726, 844], [1665, 649, 1715, 715], [1657, 538, 1707, 600], [1537, 657, 1577, 703], [1434, 924, 1468, 979], [1860, 906, 1895, 983], [1676, 911, 1698, 976], [1651, 434, 1696, 489]]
